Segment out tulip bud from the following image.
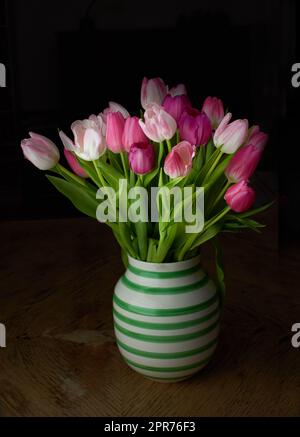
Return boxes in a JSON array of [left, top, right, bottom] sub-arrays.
[[21, 132, 60, 170], [139, 103, 177, 142], [141, 77, 168, 109], [164, 141, 195, 178], [63, 149, 88, 178], [169, 83, 187, 97], [122, 116, 148, 152], [202, 96, 224, 129], [162, 94, 191, 123], [214, 113, 248, 154], [71, 118, 107, 161], [106, 111, 126, 153], [129, 142, 155, 175], [179, 108, 212, 146], [225, 145, 263, 183], [224, 180, 255, 212], [246, 126, 268, 150]]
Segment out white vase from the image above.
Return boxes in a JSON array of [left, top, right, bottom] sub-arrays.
[[113, 254, 221, 382]]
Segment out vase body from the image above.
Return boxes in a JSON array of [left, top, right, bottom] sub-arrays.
[[113, 255, 221, 382]]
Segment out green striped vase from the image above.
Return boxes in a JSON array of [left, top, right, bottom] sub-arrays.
[[113, 255, 221, 382]]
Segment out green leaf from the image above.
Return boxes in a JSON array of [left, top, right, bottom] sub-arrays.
[[97, 159, 123, 191], [212, 237, 226, 305], [46, 175, 98, 219], [235, 201, 274, 218]]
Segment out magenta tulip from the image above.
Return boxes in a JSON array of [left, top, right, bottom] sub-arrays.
[[141, 77, 168, 109], [163, 94, 191, 123], [224, 180, 255, 212], [225, 145, 263, 183], [129, 142, 155, 175], [164, 141, 195, 178], [214, 113, 248, 154], [169, 83, 187, 96], [63, 149, 88, 178], [21, 132, 60, 170], [202, 96, 224, 129], [106, 111, 126, 153], [122, 116, 148, 152], [179, 108, 212, 146], [139, 103, 177, 142]]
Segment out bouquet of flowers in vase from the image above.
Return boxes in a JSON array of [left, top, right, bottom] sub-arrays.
[[21, 77, 271, 293]]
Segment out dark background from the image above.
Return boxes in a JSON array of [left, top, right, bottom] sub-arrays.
[[0, 0, 297, 240]]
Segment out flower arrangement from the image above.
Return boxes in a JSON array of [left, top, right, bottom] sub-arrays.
[[21, 77, 270, 293]]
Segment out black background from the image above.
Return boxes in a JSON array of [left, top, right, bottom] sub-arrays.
[[0, 0, 297, 242]]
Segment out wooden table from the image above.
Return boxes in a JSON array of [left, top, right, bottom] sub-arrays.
[[0, 207, 299, 417]]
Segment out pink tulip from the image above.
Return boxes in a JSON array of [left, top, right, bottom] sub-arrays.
[[169, 83, 187, 96], [225, 145, 263, 183], [246, 125, 268, 150], [122, 116, 148, 152], [162, 94, 191, 123], [139, 103, 177, 142], [106, 111, 126, 153], [129, 142, 155, 175], [102, 101, 129, 122], [141, 77, 168, 109], [21, 132, 60, 170], [63, 149, 88, 178], [202, 96, 224, 129], [164, 141, 195, 178], [214, 113, 248, 154], [224, 180, 255, 212], [68, 117, 106, 161], [179, 108, 212, 146]]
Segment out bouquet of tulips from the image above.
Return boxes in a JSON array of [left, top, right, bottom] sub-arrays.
[[21, 77, 270, 287]]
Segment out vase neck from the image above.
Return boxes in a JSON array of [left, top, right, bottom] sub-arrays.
[[127, 255, 201, 273]]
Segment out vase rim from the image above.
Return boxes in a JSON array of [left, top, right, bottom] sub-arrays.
[[127, 254, 201, 272]]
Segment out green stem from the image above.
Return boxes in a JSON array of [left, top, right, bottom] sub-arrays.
[[202, 150, 223, 185], [93, 160, 106, 187], [120, 152, 129, 179], [55, 163, 87, 187], [176, 129, 180, 144], [207, 180, 231, 215], [205, 206, 230, 230], [166, 139, 172, 153]]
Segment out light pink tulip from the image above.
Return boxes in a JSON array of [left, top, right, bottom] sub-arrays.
[[68, 117, 106, 161], [129, 142, 155, 175], [139, 103, 177, 143], [164, 141, 195, 178], [141, 77, 168, 109], [21, 132, 60, 170], [214, 113, 248, 154], [246, 125, 268, 150], [122, 116, 148, 152], [225, 145, 263, 183], [163, 94, 191, 123], [63, 149, 88, 178], [168, 83, 187, 97], [224, 180, 255, 212], [106, 111, 126, 153], [202, 96, 224, 129]]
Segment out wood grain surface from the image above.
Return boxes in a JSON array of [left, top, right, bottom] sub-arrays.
[[0, 205, 299, 417]]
